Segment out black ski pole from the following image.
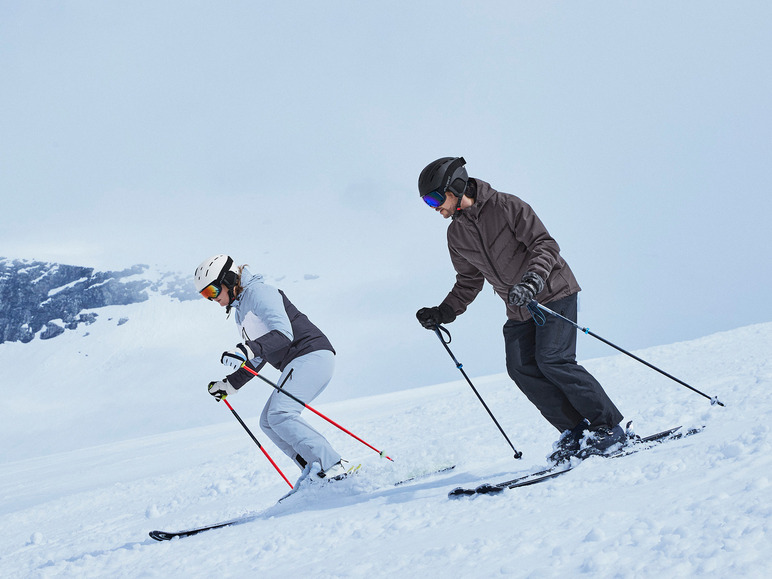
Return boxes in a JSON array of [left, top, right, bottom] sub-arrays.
[[528, 300, 725, 407], [433, 325, 523, 459]]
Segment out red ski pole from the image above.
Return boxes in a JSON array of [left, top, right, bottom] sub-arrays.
[[242, 365, 394, 462], [221, 397, 293, 488]]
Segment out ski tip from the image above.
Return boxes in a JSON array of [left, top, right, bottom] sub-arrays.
[[149, 530, 174, 541]]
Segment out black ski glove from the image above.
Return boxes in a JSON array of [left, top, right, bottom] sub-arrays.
[[508, 272, 545, 307], [416, 303, 456, 329]]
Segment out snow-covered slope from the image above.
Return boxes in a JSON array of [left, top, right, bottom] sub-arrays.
[[0, 294, 236, 462], [1, 320, 770, 578]]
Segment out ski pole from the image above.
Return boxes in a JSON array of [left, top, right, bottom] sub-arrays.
[[240, 365, 394, 462], [221, 397, 294, 488], [432, 325, 523, 460], [527, 300, 725, 407]]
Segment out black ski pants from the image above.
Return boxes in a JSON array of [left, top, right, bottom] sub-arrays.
[[503, 293, 623, 433]]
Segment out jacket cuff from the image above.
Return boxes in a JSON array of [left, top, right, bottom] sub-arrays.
[[438, 302, 457, 324]]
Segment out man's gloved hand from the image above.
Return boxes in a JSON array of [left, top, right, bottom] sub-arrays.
[[508, 272, 545, 307], [416, 303, 456, 329], [208, 379, 237, 401], [221, 343, 255, 371]]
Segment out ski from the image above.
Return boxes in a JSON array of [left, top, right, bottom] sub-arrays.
[[149, 462, 461, 541], [149, 513, 261, 541], [449, 425, 702, 498], [394, 465, 456, 486], [149, 463, 363, 541]]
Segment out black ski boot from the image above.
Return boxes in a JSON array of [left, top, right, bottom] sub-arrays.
[[549, 419, 590, 463], [577, 424, 628, 458]]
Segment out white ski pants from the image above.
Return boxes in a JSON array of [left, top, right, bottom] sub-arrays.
[[259, 350, 341, 472]]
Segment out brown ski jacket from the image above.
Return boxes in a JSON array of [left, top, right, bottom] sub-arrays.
[[441, 179, 581, 322]]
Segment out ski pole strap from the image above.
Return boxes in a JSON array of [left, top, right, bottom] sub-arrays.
[[527, 301, 547, 326], [436, 324, 452, 344]]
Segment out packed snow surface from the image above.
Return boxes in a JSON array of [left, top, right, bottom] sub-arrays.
[[1, 297, 770, 577]]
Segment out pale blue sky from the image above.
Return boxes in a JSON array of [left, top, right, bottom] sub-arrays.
[[2, 1, 770, 397]]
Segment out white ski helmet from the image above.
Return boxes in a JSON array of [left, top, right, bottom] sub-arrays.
[[194, 254, 239, 296]]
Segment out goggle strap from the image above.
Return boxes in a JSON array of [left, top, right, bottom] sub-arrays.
[[216, 256, 234, 286]]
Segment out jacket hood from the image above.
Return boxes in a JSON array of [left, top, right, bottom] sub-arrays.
[[239, 267, 263, 288], [231, 267, 263, 308], [462, 178, 495, 219]]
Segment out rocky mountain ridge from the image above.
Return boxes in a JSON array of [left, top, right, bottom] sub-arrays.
[[0, 258, 198, 344]]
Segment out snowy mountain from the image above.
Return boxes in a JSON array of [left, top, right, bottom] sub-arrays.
[[0, 257, 198, 344], [1, 287, 770, 577]]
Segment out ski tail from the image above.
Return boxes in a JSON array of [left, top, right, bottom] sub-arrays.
[[449, 463, 570, 498]]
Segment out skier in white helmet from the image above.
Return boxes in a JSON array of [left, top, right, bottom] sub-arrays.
[[194, 254, 346, 481]]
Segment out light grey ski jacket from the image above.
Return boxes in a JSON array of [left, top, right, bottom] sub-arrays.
[[226, 269, 334, 389]]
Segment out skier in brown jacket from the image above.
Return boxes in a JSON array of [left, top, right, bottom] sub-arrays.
[[415, 157, 626, 462]]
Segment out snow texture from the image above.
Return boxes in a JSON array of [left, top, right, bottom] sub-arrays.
[[1, 294, 770, 578]]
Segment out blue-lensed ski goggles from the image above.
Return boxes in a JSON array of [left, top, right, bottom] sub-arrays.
[[422, 190, 446, 208]]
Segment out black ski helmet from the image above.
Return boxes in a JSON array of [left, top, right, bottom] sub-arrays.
[[418, 157, 468, 199]]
